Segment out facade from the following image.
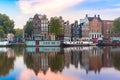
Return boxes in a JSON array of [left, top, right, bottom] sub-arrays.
[[80, 15, 90, 40], [102, 20, 120, 40], [33, 14, 49, 40], [72, 20, 80, 41], [80, 15, 103, 40], [89, 15, 102, 40], [64, 21, 71, 41], [102, 20, 114, 38]]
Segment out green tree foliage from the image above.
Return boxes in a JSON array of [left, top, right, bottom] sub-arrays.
[[0, 26, 4, 38], [0, 13, 15, 34], [24, 21, 33, 37], [113, 17, 120, 33], [50, 17, 64, 36], [15, 28, 23, 37]]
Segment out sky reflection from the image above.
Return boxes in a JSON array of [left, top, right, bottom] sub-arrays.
[[0, 46, 120, 80], [18, 68, 79, 80]]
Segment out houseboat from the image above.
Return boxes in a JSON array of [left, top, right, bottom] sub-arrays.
[[63, 40, 94, 47], [25, 40, 61, 47], [97, 40, 120, 46]]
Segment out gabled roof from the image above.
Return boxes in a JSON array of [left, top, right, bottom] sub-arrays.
[[87, 17, 94, 21], [86, 15, 102, 22]]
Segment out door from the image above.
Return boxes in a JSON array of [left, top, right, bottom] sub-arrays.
[[36, 40, 39, 46]]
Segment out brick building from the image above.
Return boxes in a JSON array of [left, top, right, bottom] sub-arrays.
[[102, 20, 114, 38], [64, 21, 72, 41], [89, 15, 102, 40], [33, 14, 49, 40], [80, 14, 103, 40]]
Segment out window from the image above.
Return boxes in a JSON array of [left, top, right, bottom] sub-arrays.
[[92, 34, 94, 38], [41, 24, 43, 26], [57, 42, 60, 44], [52, 42, 55, 44]]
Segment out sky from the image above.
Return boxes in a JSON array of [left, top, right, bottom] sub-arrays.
[[0, 0, 120, 29]]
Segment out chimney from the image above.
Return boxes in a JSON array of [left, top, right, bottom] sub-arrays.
[[59, 16, 62, 20], [86, 14, 88, 17], [98, 15, 100, 18], [94, 15, 96, 18]]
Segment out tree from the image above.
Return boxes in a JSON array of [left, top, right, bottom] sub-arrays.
[[0, 26, 4, 38], [14, 28, 23, 42], [49, 17, 64, 40], [113, 17, 120, 33], [0, 13, 15, 34], [24, 21, 33, 38]]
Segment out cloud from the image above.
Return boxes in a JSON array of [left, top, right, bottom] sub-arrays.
[[114, 4, 120, 7], [18, 69, 79, 80], [17, 0, 84, 16], [16, 0, 120, 29], [58, 7, 120, 23], [14, 14, 33, 28]]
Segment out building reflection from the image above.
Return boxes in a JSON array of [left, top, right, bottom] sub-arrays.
[[24, 47, 63, 75], [82, 46, 103, 74], [0, 47, 15, 76], [24, 46, 120, 75]]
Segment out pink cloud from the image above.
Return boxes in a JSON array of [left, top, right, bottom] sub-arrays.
[[18, 68, 80, 80], [17, 0, 84, 16]]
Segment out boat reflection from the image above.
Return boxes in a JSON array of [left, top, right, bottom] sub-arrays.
[[0, 47, 15, 58], [23, 46, 120, 75], [26, 47, 60, 53]]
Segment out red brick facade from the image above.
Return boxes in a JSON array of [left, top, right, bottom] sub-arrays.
[[89, 15, 102, 39], [33, 14, 49, 40], [102, 20, 114, 38]]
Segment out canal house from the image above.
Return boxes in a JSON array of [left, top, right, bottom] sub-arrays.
[[80, 14, 103, 41], [72, 20, 81, 41], [33, 14, 49, 40]]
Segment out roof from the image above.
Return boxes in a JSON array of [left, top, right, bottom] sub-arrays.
[[87, 17, 102, 22], [87, 17, 94, 21], [86, 15, 102, 22]]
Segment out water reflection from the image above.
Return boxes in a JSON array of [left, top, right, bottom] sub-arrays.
[[0, 46, 120, 80], [110, 46, 120, 70], [0, 47, 15, 76], [24, 46, 120, 76], [24, 47, 63, 75]]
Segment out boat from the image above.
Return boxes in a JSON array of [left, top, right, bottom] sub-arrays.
[[63, 41, 94, 47], [0, 40, 11, 47]]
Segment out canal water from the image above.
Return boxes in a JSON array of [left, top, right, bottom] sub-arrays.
[[0, 46, 120, 80]]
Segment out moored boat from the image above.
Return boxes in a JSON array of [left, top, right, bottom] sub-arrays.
[[63, 41, 94, 47], [0, 40, 11, 47]]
